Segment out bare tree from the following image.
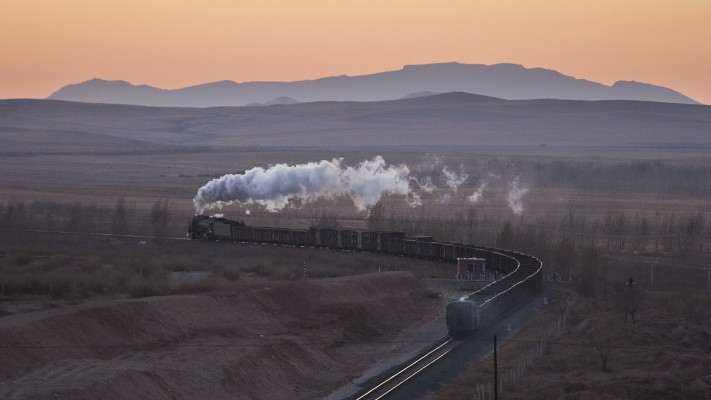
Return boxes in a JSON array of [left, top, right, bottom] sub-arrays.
[[110, 197, 128, 234], [367, 201, 385, 231], [595, 340, 612, 372], [611, 279, 644, 324], [149, 199, 170, 236], [576, 246, 599, 298]]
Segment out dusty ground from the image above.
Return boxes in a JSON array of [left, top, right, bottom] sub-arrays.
[[0, 271, 459, 400], [1, 98, 709, 399], [324, 278, 479, 399]]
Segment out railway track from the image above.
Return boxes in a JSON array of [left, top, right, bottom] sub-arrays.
[[5, 224, 543, 399], [351, 248, 541, 399], [353, 337, 463, 400], [351, 292, 541, 399]]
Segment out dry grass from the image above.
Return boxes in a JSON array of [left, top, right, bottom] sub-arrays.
[[0, 230, 449, 308]]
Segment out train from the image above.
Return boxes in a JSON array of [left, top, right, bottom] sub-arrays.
[[188, 215, 543, 337]]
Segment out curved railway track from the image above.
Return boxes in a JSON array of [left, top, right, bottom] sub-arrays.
[[5, 221, 543, 398], [183, 215, 543, 399], [353, 248, 542, 399]]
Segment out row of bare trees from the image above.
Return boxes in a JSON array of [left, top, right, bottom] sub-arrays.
[[0, 198, 181, 237]]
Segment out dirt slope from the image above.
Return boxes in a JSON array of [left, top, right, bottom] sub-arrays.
[[0, 271, 440, 399]]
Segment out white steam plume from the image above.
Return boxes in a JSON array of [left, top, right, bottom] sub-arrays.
[[467, 181, 489, 203], [441, 165, 468, 192], [411, 177, 436, 193], [467, 172, 498, 204], [507, 176, 529, 215], [410, 157, 469, 204], [193, 156, 415, 213]]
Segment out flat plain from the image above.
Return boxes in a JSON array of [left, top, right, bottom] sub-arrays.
[[1, 97, 710, 399]]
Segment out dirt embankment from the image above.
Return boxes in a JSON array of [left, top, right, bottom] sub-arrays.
[[0, 271, 441, 400]]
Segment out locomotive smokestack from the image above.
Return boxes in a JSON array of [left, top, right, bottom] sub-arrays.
[[193, 156, 415, 213]]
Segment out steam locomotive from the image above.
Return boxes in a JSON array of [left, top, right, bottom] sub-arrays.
[[188, 215, 542, 337]]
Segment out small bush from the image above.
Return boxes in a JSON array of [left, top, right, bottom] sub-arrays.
[[241, 262, 263, 274], [171, 278, 225, 294], [273, 268, 299, 280], [162, 258, 192, 272], [222, 269, 240, 281], [128, 277, 170, 298], [10, 253, 31, 266]]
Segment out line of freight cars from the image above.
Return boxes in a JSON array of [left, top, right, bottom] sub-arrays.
[[190, 215, 491, 262], [188, 215, 543, 337]]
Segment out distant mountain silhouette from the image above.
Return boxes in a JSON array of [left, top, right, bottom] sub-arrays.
[[48, 63, 700, 107], [264, 96, 299, 106], [402, 91, 442, 99], [6, 94, 709, 152]]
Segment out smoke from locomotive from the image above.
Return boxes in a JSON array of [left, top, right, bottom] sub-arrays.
[[193, 156, 414, 213], [507, 176, 529, 215]]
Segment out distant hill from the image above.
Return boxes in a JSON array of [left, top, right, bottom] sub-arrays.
[[4, 93, 710, 154], [47, 63, 700, 107]]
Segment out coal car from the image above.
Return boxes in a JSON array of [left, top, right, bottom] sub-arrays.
[[188, 215, 542, 337]]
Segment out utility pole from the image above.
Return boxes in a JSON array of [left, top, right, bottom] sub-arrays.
[[494, 335, 498, 400]]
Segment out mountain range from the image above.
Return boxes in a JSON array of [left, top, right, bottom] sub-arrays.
[[4, 92, 709, 156], [47, 62, 699, 107]]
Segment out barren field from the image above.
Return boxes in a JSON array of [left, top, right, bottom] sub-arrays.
[[0, 267, 455, 400], [1, 99, 710, 398]]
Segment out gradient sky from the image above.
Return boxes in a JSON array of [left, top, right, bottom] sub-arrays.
[[2, 0, 710, 104]]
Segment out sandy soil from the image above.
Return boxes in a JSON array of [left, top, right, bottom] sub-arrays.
[[0, 272, 453, 400], [323, 278, 480, 399]]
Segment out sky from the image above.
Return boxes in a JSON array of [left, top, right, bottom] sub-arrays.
[[2, 0, 710, 104]]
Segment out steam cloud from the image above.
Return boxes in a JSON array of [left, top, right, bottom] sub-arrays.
[[467, 172, 498, 204], [442, 166, 468, 192], [411, 177, 436, 193], [193, 156, 414, 213], [467, 181, 489, 203], [193, 155, 531, 215], [507, 176, 529, 215], [409, 156, 469, 203]]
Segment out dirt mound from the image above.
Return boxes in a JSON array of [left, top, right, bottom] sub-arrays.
[[0, 271, 439, 399]]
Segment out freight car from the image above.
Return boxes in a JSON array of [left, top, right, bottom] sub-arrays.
[[188, 215, 542, 337]]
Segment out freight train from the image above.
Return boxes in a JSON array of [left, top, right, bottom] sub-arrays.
[[188, 215, 542, 337]]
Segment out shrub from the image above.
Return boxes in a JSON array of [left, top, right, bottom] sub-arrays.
[[222, 269, 240, 281], [171, 277, 225, 294], [273, 268, 299, 280], [128, 277, 170, 298], [10, 253, 31, 266]]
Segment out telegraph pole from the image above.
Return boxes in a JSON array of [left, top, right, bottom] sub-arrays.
[[494, 335, 498, 400]]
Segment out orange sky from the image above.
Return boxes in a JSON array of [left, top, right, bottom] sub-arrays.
[[1, 0, 709, 104]]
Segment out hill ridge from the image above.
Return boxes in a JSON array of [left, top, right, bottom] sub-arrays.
[[47, 63, 699, 107]]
